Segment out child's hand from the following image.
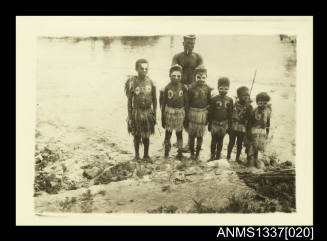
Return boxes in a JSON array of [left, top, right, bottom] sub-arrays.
[[152, 112, 157, 124], [183, 118, 189, 129], [161, 116, 165, 129], [226, 128, 231, 135], [127, 119, 133, 132], [246, 131, 252, 141]]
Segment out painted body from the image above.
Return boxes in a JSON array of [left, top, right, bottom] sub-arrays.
[[126, 60, 157, 162], [172, 52, 204, 85], [246, 104, 272, 168], [161, 68, 189, 159], [227, 98, 253, 162]]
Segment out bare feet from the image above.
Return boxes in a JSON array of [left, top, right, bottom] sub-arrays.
[[143, 155, 153, 163]]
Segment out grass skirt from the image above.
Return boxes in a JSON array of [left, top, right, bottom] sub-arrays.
[[128, 108, 155, 138], [247, 127, 267, 156], [164, 106, 185, 132], [188, 107, 208, 137], [231, 122, 246, 133], [211, 120, 228, 136]]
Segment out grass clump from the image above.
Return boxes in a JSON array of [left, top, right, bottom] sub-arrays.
[[59, 197, 77, 212], [80, 189, 94, 213], [34, 172, 62, 194], [147, 205, 178, 213]]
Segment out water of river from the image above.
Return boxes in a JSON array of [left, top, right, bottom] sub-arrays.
[[36, 35, 296, 163]]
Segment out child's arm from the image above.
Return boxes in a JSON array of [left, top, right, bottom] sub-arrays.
[[207, 98, 213, 131], [266, 113, 271, 137], [207, 87, 212, 108], [161, 88, 167, 128], [152, 84, 157, 124], [127, 87, 134, 131], [124, 76, 134, 97], [207, 88, 212, 126], [246, 109, 254, 139], [188, 86, 193, 107], [161, 87, 167, 114], [127, 88, 133, 120], [184, 86, 189, 117], [183, 86, 189, 128], [228, 98, 234, 130], [159, 89, 164, 111], [244, 104, 253, 126]]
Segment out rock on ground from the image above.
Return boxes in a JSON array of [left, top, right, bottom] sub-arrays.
[[207, 159, 230, 169], [94, 162, 136, 185], [83, 167, 103, 179]]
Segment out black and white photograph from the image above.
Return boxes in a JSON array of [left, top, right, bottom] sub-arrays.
[[16, 16, 313, 225]]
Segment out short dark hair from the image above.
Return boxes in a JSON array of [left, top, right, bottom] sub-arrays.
[[135, 59, 149, 70], [218, 77, 230, 87], [256, 92, 271, 102], [194, 65, 207, 76], [169, 64, 183, 75], [237, 86, 249, 97]]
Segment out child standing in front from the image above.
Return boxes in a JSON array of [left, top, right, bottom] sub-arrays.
[[207, 77, 234, 162], [186, 65, 212, 161], [161, 64, 189, 160], [227, 86, 253, 164], [246, 92, 272, 169]]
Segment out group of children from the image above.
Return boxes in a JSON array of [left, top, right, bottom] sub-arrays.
[[125, 59, 272, 169], [161, 64, 272, 168]]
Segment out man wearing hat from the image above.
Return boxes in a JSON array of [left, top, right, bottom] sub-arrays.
[[207, 77, 234, 162], [187, 65, 212, 161], [246, 92, 272, 169], [171, 35, 204, 86], [226, 86, 253, 163], [169, 34, 204, 152], [161, 64, 189, 160], [126, 59, 157, 162]]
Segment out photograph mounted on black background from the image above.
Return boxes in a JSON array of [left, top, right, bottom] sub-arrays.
[[16, 16, 313, 227]]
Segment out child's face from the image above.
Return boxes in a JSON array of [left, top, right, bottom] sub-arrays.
[[195, 72, 207, 85], [239, 94, 250, 103], [137, 63, 149, 77], [218, 85, 229, 96], [170, 70, 182, 84], [257, 100, 268, 108]]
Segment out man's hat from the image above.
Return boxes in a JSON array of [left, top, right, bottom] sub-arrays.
[[194, 64, 207, 75], [169, 64, 183, 75], [237, 86, 249, 97], [256, 92, 271, 102], [183, 34, 196, 40], [218, 77, 230, 87]]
